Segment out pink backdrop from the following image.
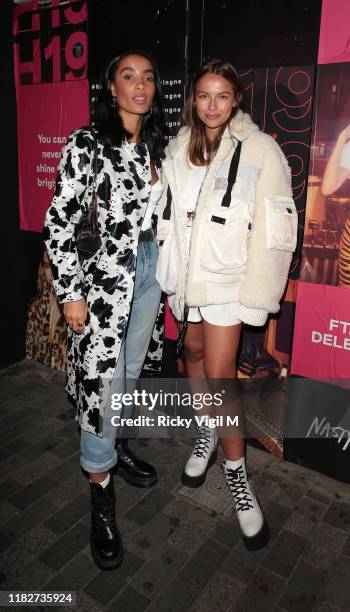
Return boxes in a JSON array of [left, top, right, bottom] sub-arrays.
[[164, 299, 177, 341], [17, 80, 90, 232], [292, 0, 350, 380], [318, 0, 350, 64], [291, 282, 350, 379]]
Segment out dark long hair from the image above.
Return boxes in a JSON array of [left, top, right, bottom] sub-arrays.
[[182, 59, 245, 165], [93, 49, 168, 163]]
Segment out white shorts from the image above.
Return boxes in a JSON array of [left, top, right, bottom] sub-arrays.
[[188, 302, 240, 326], [167, 296, 241, 327]]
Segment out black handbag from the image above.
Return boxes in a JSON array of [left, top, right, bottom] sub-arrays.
[[75, 133, 102, 261]]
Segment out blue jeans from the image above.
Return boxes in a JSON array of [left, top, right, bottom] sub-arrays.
[[80, 240, 161, 473]]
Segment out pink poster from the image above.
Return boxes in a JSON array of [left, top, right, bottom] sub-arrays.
[[318, 0, 350, 64], [164, 299, 177, 341], [17, 80, 90, 232], [291, 282, 350, 379]]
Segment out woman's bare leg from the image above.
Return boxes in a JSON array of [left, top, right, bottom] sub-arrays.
[[202, 320, 269, 548], [202, 321, 244, 460], [90, 472, 108, 483], [181, 321, 205, 379], [180, 321, 218, 487]]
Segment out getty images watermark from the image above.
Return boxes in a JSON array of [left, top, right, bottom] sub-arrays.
[[109, 389, 239, 429]]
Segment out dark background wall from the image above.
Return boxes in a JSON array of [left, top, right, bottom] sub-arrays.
[[87, 0, 322, 80], [1, 0, 323, 370]]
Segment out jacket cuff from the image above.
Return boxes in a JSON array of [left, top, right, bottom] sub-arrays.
[[54, 284, 84, 304], [59, 292, 85, 304], [237, 304, 268, 327]]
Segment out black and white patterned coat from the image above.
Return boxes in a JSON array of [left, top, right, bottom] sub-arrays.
[[44, 127, 158, 436]]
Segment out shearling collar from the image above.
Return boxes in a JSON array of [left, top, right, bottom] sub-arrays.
[[165, 110, 259, 161], [227, 109, 259, 141]]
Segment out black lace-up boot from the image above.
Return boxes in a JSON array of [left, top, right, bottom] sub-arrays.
[[223, 458, 270, 550], [90, 476, 123, 569], [181, 425, 218, 487], [115, 438, 158, 488]]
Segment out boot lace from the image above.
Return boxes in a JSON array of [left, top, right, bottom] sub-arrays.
[[94, 488, 116, 526], [97, 502, 116, 526], [225, 466, 254, 512], [193, 426, 212, 459]]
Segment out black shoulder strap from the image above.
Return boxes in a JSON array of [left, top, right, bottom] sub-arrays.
[[92, 131, 98, 181], [221, 139, 242, 208]]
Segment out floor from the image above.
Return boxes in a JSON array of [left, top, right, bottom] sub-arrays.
[[0, 360, 350, 611]]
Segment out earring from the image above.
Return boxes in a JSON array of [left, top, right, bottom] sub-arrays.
[[111, 94, 118, 110]]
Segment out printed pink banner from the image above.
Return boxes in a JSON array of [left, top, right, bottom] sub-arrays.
[[291, 282, 350, 379], [13, 0, 88, 86], [17, 80, 89, 232], [318, 0, 350, 64]]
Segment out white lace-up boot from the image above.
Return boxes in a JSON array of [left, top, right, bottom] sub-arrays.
[[181, 425, 218, 488], [222, 457, 270, 550]]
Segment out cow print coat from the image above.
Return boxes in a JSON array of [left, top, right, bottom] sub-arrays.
[[44, 127, 161, 436]]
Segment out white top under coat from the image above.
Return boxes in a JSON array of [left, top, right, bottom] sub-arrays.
[[140, 177, 163, 231]]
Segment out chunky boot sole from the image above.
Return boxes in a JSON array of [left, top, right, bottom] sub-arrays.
[[90, 537, 124, 570], [242, 518, 270, 551], [117, 466, 158, 488], [181, 448, 218, 488]]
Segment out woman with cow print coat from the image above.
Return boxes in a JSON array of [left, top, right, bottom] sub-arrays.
[[44, 50, 168, 570]]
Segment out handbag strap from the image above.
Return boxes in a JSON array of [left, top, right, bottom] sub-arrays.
[[91, 131, 99, 198], [176, 305, 189, 358]]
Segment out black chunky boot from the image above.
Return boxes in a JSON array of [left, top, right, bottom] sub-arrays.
[[115, 438, 158, 488], [90, 476, 123, 570]]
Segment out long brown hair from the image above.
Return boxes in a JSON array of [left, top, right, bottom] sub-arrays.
[[182, 59, 244, 166]]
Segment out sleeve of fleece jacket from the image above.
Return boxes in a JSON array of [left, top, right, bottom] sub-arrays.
[[237, 138, 294, 326], [43, 129, 91, 304]]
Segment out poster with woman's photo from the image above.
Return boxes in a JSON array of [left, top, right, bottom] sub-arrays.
[[300, 62, 350, 287], [291, 6, 350, 381]]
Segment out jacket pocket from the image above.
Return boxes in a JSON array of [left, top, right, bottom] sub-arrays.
[[264, 196, 297, 252], [200, 203, 251, 275]]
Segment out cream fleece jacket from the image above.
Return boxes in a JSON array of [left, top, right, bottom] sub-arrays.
[[157, 110, 297, 326]]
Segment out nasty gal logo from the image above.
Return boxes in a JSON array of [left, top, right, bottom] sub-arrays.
[[306, 415, 350, 452]]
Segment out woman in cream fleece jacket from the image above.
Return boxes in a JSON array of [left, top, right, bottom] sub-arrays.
[[156, 59, 297, 550]]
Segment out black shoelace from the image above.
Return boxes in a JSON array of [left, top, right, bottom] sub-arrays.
[[226, 466, 254, 512], [94, 485, 116, 525], [96, 502, 116, 526], [193, 427, 211, 459]]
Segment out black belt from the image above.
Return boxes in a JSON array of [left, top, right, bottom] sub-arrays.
[[138, 227, 156, 243]]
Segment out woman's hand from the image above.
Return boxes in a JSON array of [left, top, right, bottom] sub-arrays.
[[63, 299, 88, 334]]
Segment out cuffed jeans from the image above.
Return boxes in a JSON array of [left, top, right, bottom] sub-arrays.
[[80, 240, 161, 473]]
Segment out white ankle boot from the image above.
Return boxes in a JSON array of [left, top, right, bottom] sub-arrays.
[[181, 425, 218, 488], [222, 458, 270, 550]]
